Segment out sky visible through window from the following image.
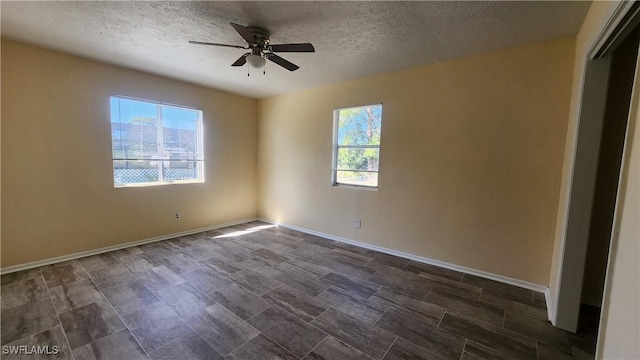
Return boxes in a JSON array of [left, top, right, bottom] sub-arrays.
[[110, 97, 197, 131], [110, 96, 203, 186], [337, 105, 382, 145]]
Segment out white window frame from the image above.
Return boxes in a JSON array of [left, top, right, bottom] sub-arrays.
[[332, 103, 382, 189], [110, 95, 204, 187]]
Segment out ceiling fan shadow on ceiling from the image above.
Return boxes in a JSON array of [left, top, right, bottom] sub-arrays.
[[189, 22, 315, 74]]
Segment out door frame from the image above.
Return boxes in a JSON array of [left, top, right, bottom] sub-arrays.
[[553, 1, 640, 332]]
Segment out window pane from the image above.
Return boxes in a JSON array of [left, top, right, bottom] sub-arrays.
[[163, 161, 202, 182], [336, 170, 378, 187], [111, 97, 159, 160], [113, 160, 159, 186], [337, 148, 379, 171], [162, 107, 202, 161], [337, 104, 382, 146], [110, 96, 204, 187]]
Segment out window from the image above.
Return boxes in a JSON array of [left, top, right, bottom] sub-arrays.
[[110, 96, 204, 187], [332, 104, 382, 188]]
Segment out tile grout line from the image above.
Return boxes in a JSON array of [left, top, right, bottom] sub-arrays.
[[77, 261, 153, 360], [154, 290, 234, 358], [364, 306, 404, 340], [244, 303, 275, 323], [380, 336, 398, 360], [266, 302, 333, 340], [437, 308, 447, 327], [313, 287, 331, 300], [459, 338, 468, 360], [309, 306, 332, 323], [372, 306, 391, 326], [502, 308, 507, 329], [47, 280, 136, 354], [366, 270, 379, 282], [146, 329, 195, 356], [300, 334, 329, 359], [40, 268, 76, 360], [445, 303, 528, 334], [370, 286, 384, 299], [3, 224, 594, 360], [300, 292, 402, 358], [207, 231, 543, 348], [471, 286, 482, 301], [179, 278, 221, 303], [225, 331, 261, 357], [422, 287, 433, 301], [489, 309, 547, 346], [395, 336, 448, 360]]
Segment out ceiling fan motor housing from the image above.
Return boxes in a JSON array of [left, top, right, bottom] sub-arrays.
[[247, 26, 270, 47]]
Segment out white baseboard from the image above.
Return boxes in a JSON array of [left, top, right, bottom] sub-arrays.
[[545, 288, 555, 323], [259, 217, 554, 317], [0, 217, 258, 275], [3, 215, 556, 322]]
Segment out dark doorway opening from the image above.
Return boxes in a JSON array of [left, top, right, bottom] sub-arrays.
[[575, 20, 640, 354]]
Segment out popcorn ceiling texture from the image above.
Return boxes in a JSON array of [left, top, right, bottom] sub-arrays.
[[1, 1, 590, 98]]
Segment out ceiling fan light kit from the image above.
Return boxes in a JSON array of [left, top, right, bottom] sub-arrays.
[[246, 54, 266, 69], [189, 22, 315, 73]]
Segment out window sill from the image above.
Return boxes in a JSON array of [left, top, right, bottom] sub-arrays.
[[332, 183, 379, 191], [115, 180, 204, 188]]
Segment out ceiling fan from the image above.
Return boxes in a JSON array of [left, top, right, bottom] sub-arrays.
[[189, 22, 315, 72]]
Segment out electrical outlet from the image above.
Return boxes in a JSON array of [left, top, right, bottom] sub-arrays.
[[355, 219, 361, 228], [174, 212, 180, 221]]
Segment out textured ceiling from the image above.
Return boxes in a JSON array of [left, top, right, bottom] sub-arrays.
[[1, 1, 590, 99]]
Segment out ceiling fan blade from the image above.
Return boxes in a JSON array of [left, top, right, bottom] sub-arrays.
[[267, 43, 315, 53], [232, 53, 250, 66], [189, 41, 248, 50], [230, 22, 256, 44], [265, 53, 299, 71]]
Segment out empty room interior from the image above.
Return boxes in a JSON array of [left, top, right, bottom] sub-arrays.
[[1, 1, 639, 360]]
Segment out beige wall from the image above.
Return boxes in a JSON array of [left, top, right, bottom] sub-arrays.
[[1, 40, 258, 268], [258, 38, 576, 285]]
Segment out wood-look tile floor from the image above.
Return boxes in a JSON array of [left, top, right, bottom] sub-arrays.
[[0, 221, 598, 360]]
